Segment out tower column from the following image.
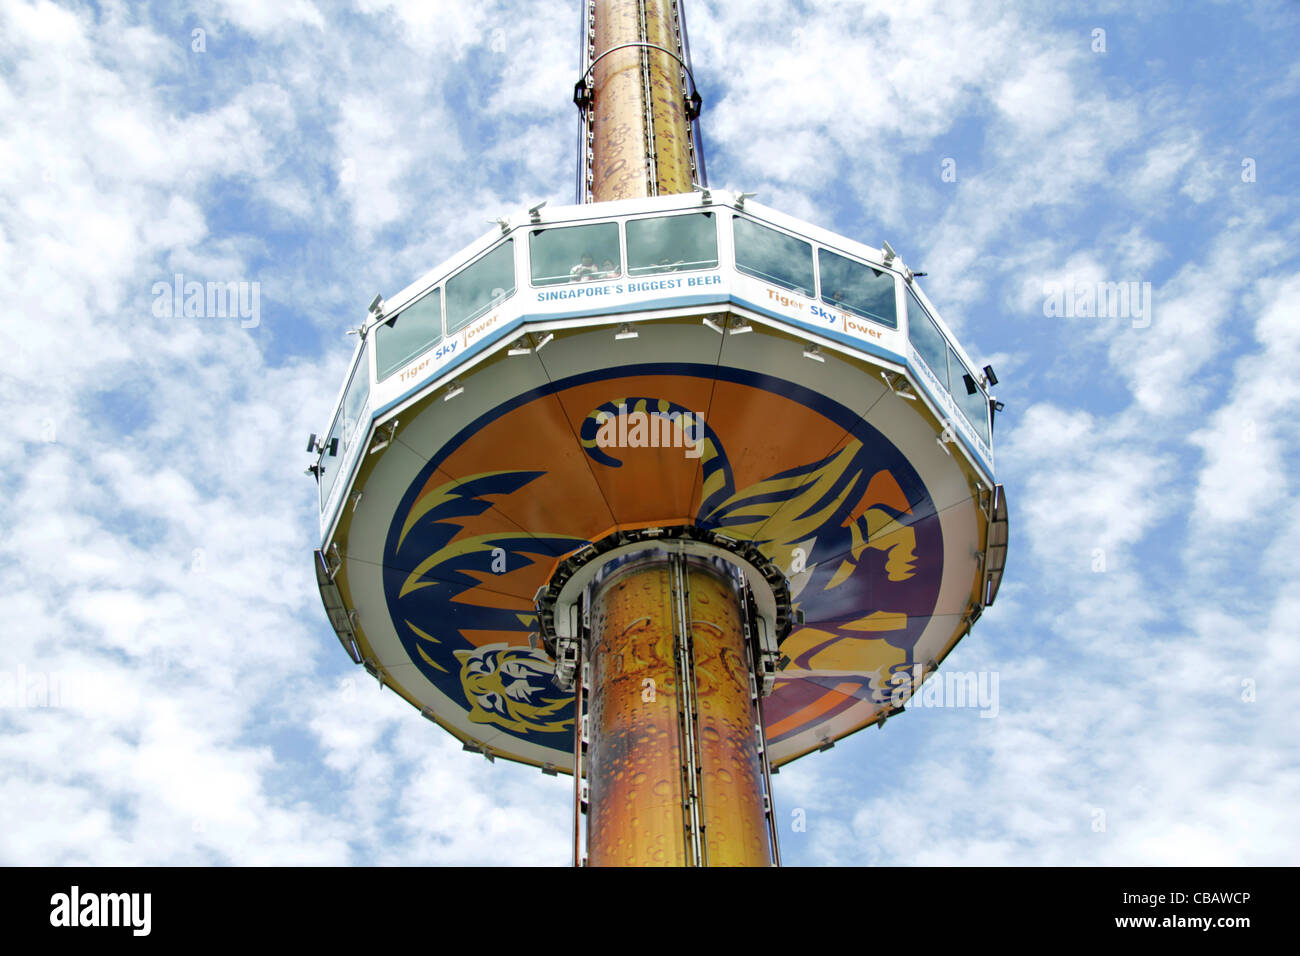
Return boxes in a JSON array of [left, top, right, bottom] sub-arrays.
[[588, 0, 697, 200], [584, 554, 773, 866]]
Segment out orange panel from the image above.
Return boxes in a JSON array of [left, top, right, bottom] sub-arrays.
[[552, 374, 716, 527]]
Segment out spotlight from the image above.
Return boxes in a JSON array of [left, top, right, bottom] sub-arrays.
[[528, 200, 547, 223], [369, 420, 397, 455], [729, 319, 752, 335], [881, 241, 897, 265], [615, 323, 638, 340], [982, 364, 999, 386], [508, 337, 533, 356], [802, 345, 825, 363], [963, 372, 977, 395], [534, 331, 554, 351], [444, 381, 464, 401], [701, 316, 725, 334]]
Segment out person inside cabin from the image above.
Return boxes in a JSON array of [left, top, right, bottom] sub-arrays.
[[600, 258, 617, 279], [570, 251, 599, 281]]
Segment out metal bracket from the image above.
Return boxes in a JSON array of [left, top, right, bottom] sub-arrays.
[[552, 634, 582, 692], [573, 41, 703, 116], [876, 704, 905, 729], [462, 739, 495, 762], [881, 370, 919, 401], [535, 525, 795, 678], [314, 548, 362, 663]]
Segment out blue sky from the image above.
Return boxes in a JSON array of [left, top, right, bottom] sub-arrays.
[[1, 0, 1297, 865]]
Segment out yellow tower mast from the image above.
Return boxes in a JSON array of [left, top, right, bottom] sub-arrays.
[[567, 1, 774, 866], [575, 0, 705, 202]]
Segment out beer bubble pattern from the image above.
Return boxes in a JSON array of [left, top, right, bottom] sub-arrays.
[[586, 558, 770, 866]]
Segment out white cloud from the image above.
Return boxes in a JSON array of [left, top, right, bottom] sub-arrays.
[[213, 0, 325, 36], [1188, 271, 1300, 524]]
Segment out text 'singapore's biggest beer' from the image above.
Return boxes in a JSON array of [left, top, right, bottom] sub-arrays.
[[586, 556, 771, 866]]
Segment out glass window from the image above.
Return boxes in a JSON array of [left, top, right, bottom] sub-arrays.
[[733, 217, 815, 296], [530, 222, 620, 286], [447, 240, 515, 332], [376, 289, 441, 381], [907, 291, 948, 389], [627, 213, 718, 276], [818, 248, 897, 328], [341, 349, 370, 444], [319, 345, 370, 510], [949, 349, 991, 445]]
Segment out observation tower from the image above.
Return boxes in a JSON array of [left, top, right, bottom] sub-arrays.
[[309, 0, 1008, 867]]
